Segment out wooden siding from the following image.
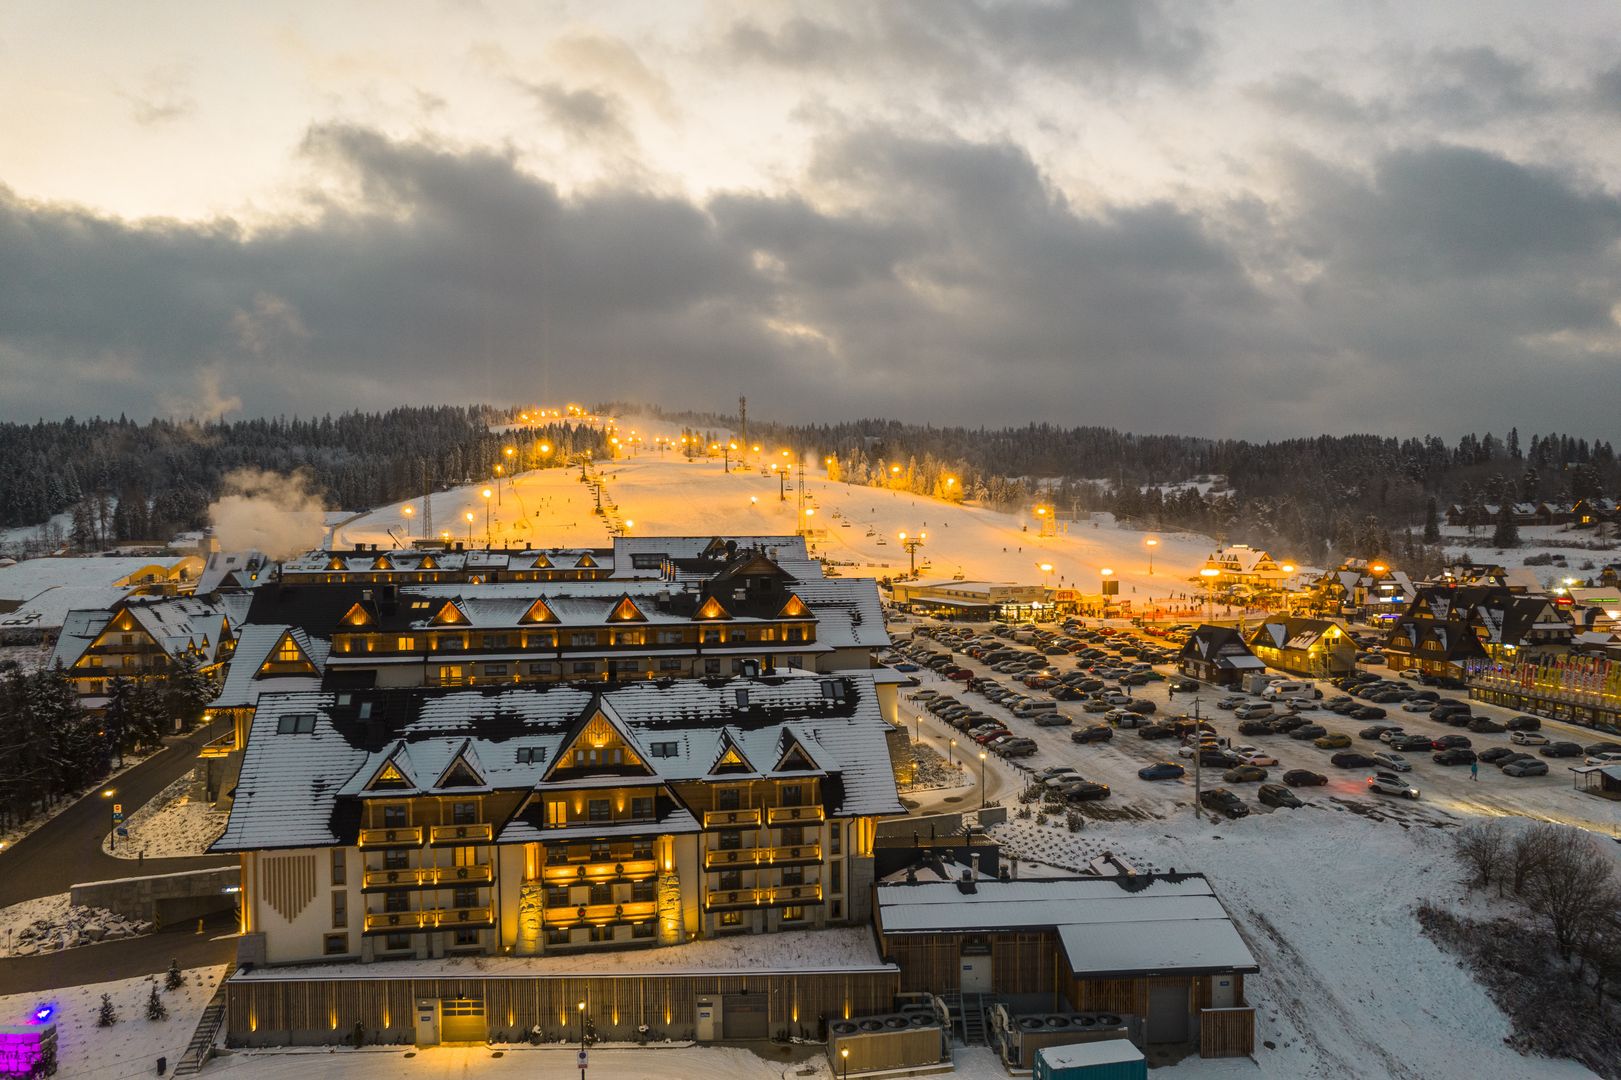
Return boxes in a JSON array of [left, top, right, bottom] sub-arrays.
[[1200, 1007, 1255, 1057], [227, 969, 898, 1047], [260, 854, 318, 923], [879, 931, 1062, 998]]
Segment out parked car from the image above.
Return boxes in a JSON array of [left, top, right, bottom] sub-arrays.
[[1216, 696, 1248, 710], [1376, 727, 1407, 743], [1257, 783, 1304, 809], [1430, 734, 1473, 750], [1371, 751, 1411, 772], [1584, 751, 1621, 767], [1035, 766, 1080, 784], [1059, 780, 1112, 801], [1477, 746, 1519, 765], [1584, 742, 1621, 757], [1137, 724, 1175, 740], [1389, 734, 1434, 753], [1359, 724, 1399, 740], [1314, 733, 1352, 749], [1223, 765, 1268, 783], [1432, 747, 1478, 766], [1198, 788, 1250, 819], [1283, 769, 1328, 787], [1509, 730, 1549, 746], [1234, 748, 1279, 766], [1169, 678, 1199, 692], [1288, 724, 1328, 740], [1238, 719, 1275, 737], [1502, 759, 1550, 777], [1468, 717, 1507, 734], [1071, 724, 1113, 744], [1031, 713, 1073, 727], [1138, 761, 1186, 781], [1349, 706, 1389, 721], [1234, 704, 1275, 720], [1505, 714, 1542, 731], [1541, 741, 1584, 758], [1331, 751, 1379, 768], [1367, 771, 1420, 799]]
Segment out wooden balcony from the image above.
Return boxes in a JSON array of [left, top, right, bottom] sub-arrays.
[[539, 858, 660, 885], [198, 732, 236, 759], [703, 808, 762, 829], [703, 844, 822, 871], [767, 804, 825, 826], [704, 883, 822, 912], [361, 863, 493, 892], [540, 900, 657, 928], [429, 823, 493, 845], [362, 905, 494, 935], [358, 827, 423, 849]]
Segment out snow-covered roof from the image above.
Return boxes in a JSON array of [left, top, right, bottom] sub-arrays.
[[47, 595, 235, 670], [216, 672, 903, 852], [877, 875, 1217, 933], [1037, 1040, 1144, 1069], [1057, 918, 1258, 976], [3, 585, 130, 634], [210, 624, 329, 708]]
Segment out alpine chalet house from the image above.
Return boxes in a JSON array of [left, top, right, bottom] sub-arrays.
[[1382, 586, 1574, 678], [1177, 626, 1264, 686], [215, 674, 902, 964], [1243, 617, 1357, 678], [47, 594, 243, 711]]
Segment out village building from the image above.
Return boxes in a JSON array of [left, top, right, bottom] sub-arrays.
[[1197, 546, 1288, 595], [873, 871, 1258, 1059], [1177, 626, 1265, 686], [1305, 560, 1414, 622], [46, 594, 243, 711], [887, 579, 1050, 620], [1243, 617, 1357, 678], [0, 554, 205, 646], [1383, 586, 1574, 678]]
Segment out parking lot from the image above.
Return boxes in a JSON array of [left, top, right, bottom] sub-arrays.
[[888, 618, 1621, 834]]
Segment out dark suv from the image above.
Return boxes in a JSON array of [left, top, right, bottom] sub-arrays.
[[1199, 788, 1250, 819]]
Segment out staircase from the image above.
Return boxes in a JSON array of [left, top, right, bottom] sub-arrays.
[[173, 973, 231, 1076], [960, 994, 987, 1044]]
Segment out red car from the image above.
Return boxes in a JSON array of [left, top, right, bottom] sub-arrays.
[[973, 729, 1011, 744], [947, 669, 974, 682]]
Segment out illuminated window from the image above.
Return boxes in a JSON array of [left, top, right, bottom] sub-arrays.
[[274, 638, 301, 663], [545, 800, 567, 827], [781, 905, 804, 922], [396, 636, 415, 651], [719, 911, 743, 927], [438, 665, 465, 687]]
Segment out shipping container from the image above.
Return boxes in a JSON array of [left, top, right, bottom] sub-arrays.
[[1032, 1038, 1146, 1080]]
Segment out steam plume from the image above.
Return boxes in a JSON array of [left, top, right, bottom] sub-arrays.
[[207, 468, 327, 559]]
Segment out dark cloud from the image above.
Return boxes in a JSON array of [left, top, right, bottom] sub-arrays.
[[0, 123, 1616, 439], [519, 81, 634, 146]]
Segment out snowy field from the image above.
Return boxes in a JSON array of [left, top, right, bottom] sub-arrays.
[[1440, 523, 1618, 588], [0, 964, 223, 1078], [102, 775, 227, 859], [333, 430, 1218, 603]]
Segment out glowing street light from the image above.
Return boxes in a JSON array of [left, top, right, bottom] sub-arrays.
[[465, 510, 475, 544], [1145, 536, 1159, 576], [1200, 563, 1221, 620], [899, 531, 927, 576]]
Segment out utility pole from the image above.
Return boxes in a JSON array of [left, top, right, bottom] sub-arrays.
[[1191, 697, 1202, 817], [738, 395, 747, 456]]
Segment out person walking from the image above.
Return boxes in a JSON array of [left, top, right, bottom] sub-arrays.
[[1470, 760, 1478, 782]]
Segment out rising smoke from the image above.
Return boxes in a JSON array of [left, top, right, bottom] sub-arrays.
[[207, 468, 327, 558]]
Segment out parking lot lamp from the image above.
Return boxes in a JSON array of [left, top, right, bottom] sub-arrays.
[[979, 751, 988, 807]]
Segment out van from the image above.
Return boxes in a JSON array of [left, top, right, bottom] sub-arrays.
[[1011, 699, 1059, 717], [1262, 681, 1313, 702]]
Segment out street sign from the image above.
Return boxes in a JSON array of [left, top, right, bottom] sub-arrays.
[[112, 804, 122, 815], [577, 1050, 588, 1069], [116, 827, 128, 837], [112, 812, 124, 823]]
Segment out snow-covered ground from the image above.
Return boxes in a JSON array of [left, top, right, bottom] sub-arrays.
[[0, 892, 152, 957], [989, 813, 1600, 1080], [0, 964, 223, 1078], [0, 746, 162, 854], [1440, 523, 1618, 589], [102, 775, 227, 859], [333, 431, 1219, 602]]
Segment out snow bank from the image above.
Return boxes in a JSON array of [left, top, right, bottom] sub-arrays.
[[102, 774, 227, 859]]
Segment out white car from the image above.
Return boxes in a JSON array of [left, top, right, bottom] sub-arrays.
[[1509, 730, 1548, 746], [1585, 751, 1621, 767], [1234, 748, 1279, 766], [1372, 751, 1411, 772], [1367, 771, 1420, 799], [1401, 700, 1434, 712], [1377, 728, 1407, 743]]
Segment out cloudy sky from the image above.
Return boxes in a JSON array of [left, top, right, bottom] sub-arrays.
[[3, 1, 1619, 438]]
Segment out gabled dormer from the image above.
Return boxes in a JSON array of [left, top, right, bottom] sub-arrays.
[[429, 599, 468, 626], [434, 740, 487, 789], [531, 553, 553, 569], [772, 731, 823, 773], [419, 553, 439, 570], [776, 593, 810, 618], [608, 595, 648, 623], [543, 705, 653, 779], [694, 595, 732, 621], [341, 602, 374, 627], [259, 630, 318, 676], [708, 728, 758, 776], [575, 553, 599, 569], [365, 744, 419, 792], [371, 554, 394, 571], [520, 597, 559, 624], [326, 555, 349, 571]]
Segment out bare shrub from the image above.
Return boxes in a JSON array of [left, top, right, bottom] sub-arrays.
[[1455, 820, 1509, 892]]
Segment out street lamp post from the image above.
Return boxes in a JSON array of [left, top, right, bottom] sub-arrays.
[[102, 788, 117, 851], [840, 1047, 849, 1080], [1145, 536, 1158, 576], [481, 488, 493, 546], [1200, 565, 1220, 621], [464, 511, 474, 545], [577, 999, 587, 1080], [978, 751, 988, 808], [402, 503, 414, 539]]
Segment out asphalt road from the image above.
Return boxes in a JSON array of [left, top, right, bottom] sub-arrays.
[[0, 911, 238, 997], [0, 718, 235, 908]]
